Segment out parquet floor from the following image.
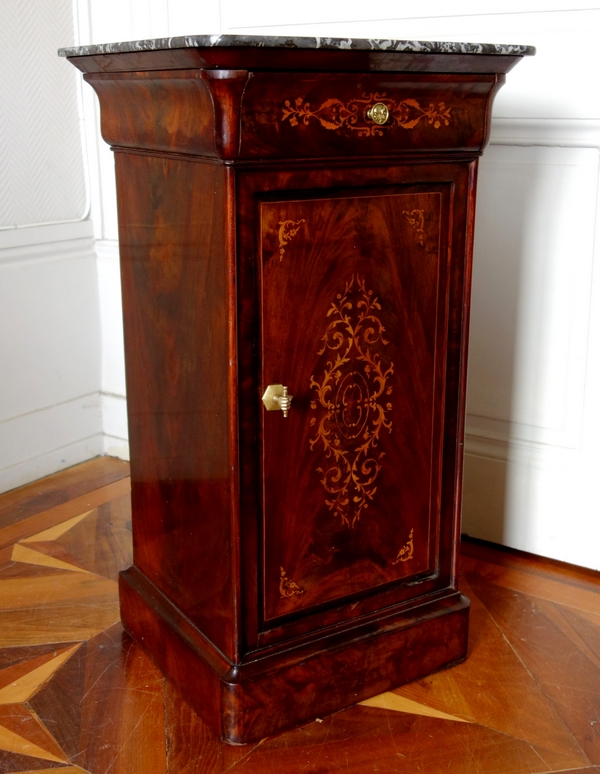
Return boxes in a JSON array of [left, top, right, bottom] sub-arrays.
[[0, 458, 599, 773]]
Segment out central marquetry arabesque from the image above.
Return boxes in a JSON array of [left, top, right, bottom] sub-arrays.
[[309, 273, 394, 530], [259, 184, 447, 623]]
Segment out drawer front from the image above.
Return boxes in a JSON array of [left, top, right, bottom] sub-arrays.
[[240, 71, 500, 159]]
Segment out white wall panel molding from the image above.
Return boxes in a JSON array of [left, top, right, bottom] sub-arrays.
[[96, 240, 126, 398], [0, 229, 103, 491], [96, 239, 129, 459], [0, 220, 94, 251], [96, 239, 119, 261], [462, 448, 600, 570], [0, 436, 105, 496], [0, 236, 102, 436], [468, 144, 598, 453], [464, 430, 578, 471], [489, 118, 600, 148], [0, 0, 88, 229], [0, 233, 95, 268], [104, 435, 130, 461], [463, 133, 600, 569], [0, 393, 103, 494]]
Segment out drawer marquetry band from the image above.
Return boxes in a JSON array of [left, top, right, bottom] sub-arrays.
[[282, 94, 453, 137]]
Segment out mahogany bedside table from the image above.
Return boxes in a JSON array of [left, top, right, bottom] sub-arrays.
[[60, 35, 534, 745]]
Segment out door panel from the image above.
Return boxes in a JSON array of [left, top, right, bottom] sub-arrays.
[[260, 184, 451, 624]]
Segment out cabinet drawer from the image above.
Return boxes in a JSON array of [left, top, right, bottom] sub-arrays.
[[240, 71, 500, 159]]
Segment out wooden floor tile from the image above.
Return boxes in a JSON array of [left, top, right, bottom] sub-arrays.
[[388, 576, 589, 769], [0, 643, 79, 673], [11, 497, 132, 583], [20, 511, 94, 544], [1, 461, 600, 773], [0, 569, 119, 647], [555, 606, 600, 662], [466, 574, 600, 765], [29, 642, 87, 763], [48, 497, 133, 581], [359, 692, 470, 721], [556, 769, 600, 773], [0, 558, 79, 579], [11, 768, 90, 773], [0, 570, 117, 610], [0, 479, 131, 552], [531, 599, 600, 671], [11, 544, 90, 574], [0, 750, 67, 772], [73, 623, 166, 774], [0, 645, 80, 704], [164, 679, 262, 774], [228, 705, 584, 774], [0, 646, 79, 703], [461, 538, 600, 590], [0, 457, 129, 531], [0, 648, 72, 693], [0, 704, 68, 763], [462, 553, 600, 615]]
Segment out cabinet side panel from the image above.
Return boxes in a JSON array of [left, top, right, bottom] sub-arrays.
[[114, 152, 236, 660]]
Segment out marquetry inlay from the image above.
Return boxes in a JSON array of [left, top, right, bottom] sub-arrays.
[[278, 219, 305, 260], [279, 567, 304, 598], [392, 528, 414, 564], [403, 209, 425, 245], [309, 275, 394, 528], [282, 95, 452, 137]]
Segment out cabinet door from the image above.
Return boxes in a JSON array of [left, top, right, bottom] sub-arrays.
[[247, 164, 471, 636]]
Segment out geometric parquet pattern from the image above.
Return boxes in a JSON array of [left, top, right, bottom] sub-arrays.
[[0, 458, 599, 773]]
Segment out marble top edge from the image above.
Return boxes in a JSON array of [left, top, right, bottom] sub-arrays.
[[58, 34, 536, 59]]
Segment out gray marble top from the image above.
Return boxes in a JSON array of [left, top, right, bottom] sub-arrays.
[[58, 34, 535, 59]]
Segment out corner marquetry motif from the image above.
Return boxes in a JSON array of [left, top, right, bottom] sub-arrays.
[[282, 93, 452, 137], [278, 219, 305, 260], [309, 275, 394, 528], [392, 529, 414, 564], [279, 567, 304, 598], [403, 209, 425, 246]]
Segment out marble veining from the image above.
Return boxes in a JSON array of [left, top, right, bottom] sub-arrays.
[[58, 34, 535, 59]]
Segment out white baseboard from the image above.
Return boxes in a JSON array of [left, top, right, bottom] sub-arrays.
[[101, 392, 129, 460], [103, 434, 130, 461], [462, 430, 599, 571], [0, 221, 104, 494], [0, 390, 104, 494], [0, 436, 105, 495], [101, 392, 128, 440]]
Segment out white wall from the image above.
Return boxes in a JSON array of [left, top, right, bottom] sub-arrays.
[[0, 0, 103, 493], [78, 1, 600, 569]]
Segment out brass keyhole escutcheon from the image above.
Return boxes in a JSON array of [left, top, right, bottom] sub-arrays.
[[262, 384, 293, 417], [367, 102, 389, 125]]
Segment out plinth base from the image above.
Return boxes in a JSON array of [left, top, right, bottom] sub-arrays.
[[119, 566, 469, 745]]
